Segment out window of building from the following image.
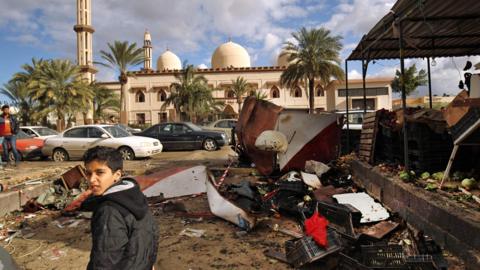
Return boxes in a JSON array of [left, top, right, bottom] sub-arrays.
[[292, 86, 302, 98], [136, 113, 146, 124], [270, 86, 280, 98], [316, 85, 324, 97], [352, 98, 375, 110], [135, 91, 145, 103], [157, 90, 167, 102], [158, 112, 168, 123], [226, 90, 235, 99]]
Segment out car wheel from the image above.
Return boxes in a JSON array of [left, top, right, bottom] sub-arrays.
[[119, 146, 135, 160], [52, 148, 69, 162], [202, 138, 217, 151]]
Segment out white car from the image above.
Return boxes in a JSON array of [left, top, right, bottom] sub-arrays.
[[336, 110, 375, 130], [42, 125, 163, 161], [202, 119, 237, 144], [20, 126, 58, 139]]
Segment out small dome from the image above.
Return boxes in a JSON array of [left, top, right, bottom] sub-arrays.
[[211, 41, 251, 69], [277, 50, 294, 67], [157, 50, 181, 71]]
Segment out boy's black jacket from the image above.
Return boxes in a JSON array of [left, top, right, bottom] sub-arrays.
[[82, 178, 158, 270]]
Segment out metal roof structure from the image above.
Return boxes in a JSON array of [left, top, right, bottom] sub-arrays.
[[348, 0, 480, 60]]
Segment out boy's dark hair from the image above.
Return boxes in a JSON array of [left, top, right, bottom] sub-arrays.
[[1, 105, 9, 110], [83, 146, 123, 172]]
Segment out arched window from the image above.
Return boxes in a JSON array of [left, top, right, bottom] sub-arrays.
[[226, 90, 235, 99], [157, 90, 167, 102], [135, 91, 145, 103], [270, 86, 280, 98], [315, 85, 324, 97], [292, 86, 302, 98]]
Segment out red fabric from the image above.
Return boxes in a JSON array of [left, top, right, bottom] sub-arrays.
[[304, 211, 329, 248]]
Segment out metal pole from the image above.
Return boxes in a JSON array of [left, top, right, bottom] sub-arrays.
[[399, 18, 410, 171], [362, 59, 367, 113], [345, 59, 350, 153], [427, 57, 433, 109]]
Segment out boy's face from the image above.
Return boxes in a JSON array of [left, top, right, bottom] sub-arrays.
[[85, 160, 122, 196]]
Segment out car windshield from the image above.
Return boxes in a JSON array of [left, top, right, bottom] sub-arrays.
[[103, 126, 131, 138], [32, 127, 58, 136], [184, 122, 202, 131]]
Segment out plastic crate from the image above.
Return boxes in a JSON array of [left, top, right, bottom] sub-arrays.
[[406, 255, 436, 270], [361, 245, 407, 269], [285, 229, 342, 268], [338, 253, 370, 270], [450, 107, 480, 140]]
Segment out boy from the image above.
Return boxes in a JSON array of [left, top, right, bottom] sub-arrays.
[[81, 146, 158, 270]]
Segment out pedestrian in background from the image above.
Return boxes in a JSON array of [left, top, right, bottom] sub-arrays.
[[0, 105, 20, 166]]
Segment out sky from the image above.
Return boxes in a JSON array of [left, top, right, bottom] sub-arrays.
[[1, 0, 478, 104]]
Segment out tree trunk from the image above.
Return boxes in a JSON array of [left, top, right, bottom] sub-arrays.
[[237, 101, 241, 115], [308, 78, 315, 114], [119, 82, 127, 124]]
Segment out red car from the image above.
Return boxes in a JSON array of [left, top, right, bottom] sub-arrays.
[[1, 131, 46, 161]]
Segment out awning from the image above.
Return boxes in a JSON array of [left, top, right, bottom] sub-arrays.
[[348, 0, 480, 61]]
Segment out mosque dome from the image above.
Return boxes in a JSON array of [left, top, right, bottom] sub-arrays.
[[211, 41, 251, 69], [157, 50, 181, 71], [277, 50, 294, 67]]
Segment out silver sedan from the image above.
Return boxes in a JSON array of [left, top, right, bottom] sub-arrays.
[[42, 125, 163, 161]]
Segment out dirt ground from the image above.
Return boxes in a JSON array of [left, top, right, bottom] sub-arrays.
[[0, 147, 468, 269]]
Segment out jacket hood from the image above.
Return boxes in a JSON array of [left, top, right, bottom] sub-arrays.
[[82, 178, 149, 220]]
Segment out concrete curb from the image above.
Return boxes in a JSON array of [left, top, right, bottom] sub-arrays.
[[0, 183, 51, 217], [350, 160, 480, 270]]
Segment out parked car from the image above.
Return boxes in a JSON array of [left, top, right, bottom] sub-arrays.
[[135, 122, 227, 151], [42, 125, 163, 161], [20, 126, 58, 139], [336, 110, 375, 130], [202, 119, 237, 144], [115, 124, 141, 134], [0, 130, 46, 161]]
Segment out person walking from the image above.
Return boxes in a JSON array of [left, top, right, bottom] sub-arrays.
[[0, 105, 20, 166]]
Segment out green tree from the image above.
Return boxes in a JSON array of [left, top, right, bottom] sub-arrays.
[[251, 90, 268, 101], [98, 41, 144, 123], [391, 64, 428, 96], [162, 64, 221, 122], [280, 27, 344, 114], [0, 81, 36, 125], [90, 82, 120, 122], [230, 76, 251, 114], [31, 59, 93, 130]]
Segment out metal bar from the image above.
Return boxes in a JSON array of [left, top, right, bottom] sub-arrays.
[[361, 44, 480, 52], [362, 33, 480, 42], [406, 15, 480, 22], [398, 18, 410, 172], [439, 144, 459, 188], [362, 59, 367, 113], [427, 57, 433, 109], [345, 59, 350, 153]]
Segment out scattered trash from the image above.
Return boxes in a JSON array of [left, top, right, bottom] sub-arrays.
[[42, 248, 67, 261], [333, 192, 390, 223], [304, 160, 331, 178], [300, 172, 321, 189], [179, 228, 205, 238], [264, 248, 289, 264], [359, 220, 399, 240]]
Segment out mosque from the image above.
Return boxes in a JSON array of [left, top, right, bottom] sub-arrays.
[[75, 0, 392, 125]]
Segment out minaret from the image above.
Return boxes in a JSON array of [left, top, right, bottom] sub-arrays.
[[143, 30, 153, 71], [74, 0, 97, 82]]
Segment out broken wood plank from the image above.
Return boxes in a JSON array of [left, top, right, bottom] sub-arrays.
[[264, 249, 290, 264]]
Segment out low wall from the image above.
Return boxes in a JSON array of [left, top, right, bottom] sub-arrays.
[[0, 183, 50, 216], [350, 160, 480, 270]]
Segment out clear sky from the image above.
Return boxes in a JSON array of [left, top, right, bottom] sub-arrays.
[[1, 0, 478, 103]]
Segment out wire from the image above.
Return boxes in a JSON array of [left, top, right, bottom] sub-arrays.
[[17, 243, 44, 258]]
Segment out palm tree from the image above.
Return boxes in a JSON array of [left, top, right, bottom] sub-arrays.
[[230, 76, 250, 114], [98, 41, 144, 123], [0, 81, 36, 125], [251, 90, 268, 101], [162, 64, 218, 122], [280, 27, 344, 114], [90, 82, 120, 122], [31, 59, 93, 131], [391, 64, 427, 96]]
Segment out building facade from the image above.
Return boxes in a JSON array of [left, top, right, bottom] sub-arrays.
[[99, 33, 393, 125]]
